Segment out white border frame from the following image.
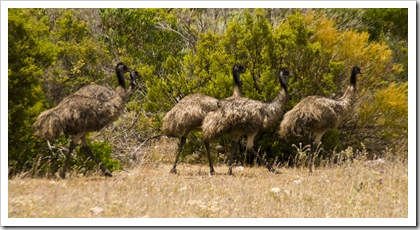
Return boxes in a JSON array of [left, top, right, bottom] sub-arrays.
[[1, 0, 416, 227]]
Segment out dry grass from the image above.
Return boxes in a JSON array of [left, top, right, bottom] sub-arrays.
[[8, 159, 407, 219]]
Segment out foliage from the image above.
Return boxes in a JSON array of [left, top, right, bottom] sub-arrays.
[[8, 8, 409, 176], [99, 8, 185, 72], [363, 8, 408, 41], [357, 82, 408, 158], [8, 9, 57, 176], [74, 141, 123, 175], [41, 9, 112, 104], [362, 9, 408, 80]]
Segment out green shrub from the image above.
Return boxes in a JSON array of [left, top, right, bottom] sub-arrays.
[[73, 141, 123, 176]]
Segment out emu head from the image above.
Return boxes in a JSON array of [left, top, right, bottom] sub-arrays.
[[350, 66, 362, 87], [278, 68, 290, 93], [233, 63, 246, 74], [115, 62, 131, 89], [232, 63, 246, 93], [352, 66, 362, 75], [116, 62, 130, 74], [280, 69, 291, 78]]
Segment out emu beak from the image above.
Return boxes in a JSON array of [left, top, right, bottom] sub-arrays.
[[283, 72, 293, 79]]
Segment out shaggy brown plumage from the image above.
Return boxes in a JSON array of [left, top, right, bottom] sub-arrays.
[[33, 62, 134, 178], [73, 84, 114, 101], [163, 94, 219, 138], [162, 63, 246, 174], [73, 69, 138, 101], [278, 66, 361, 172], [279, 66, 361, 142], [202, 69, 289, 175]]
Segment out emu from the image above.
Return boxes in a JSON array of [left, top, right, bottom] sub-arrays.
[[202, 69, 290, 175], [278, 66, 362, 172], [33, 62, 136, 179], [163, 64, 246, 174]]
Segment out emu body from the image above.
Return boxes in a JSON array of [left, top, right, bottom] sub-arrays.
[[33, 62, 135, 178], [278, 66, 361, 172], [202, 69, 289, 175], [163, 64, 246, 174]]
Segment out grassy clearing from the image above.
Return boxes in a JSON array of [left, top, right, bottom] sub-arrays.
[[8, 159, 407, 218]]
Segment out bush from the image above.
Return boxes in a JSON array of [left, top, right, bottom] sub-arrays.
[[8, 9, 57, 177], [73, 141, 123, 176]]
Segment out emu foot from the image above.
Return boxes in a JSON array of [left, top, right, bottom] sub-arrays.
[[210, 167, 215, 175], [59, 172, 66, 179], [227, 167, 234, 176], [170, 168, 177, 174], [269, 168, 282, 174]]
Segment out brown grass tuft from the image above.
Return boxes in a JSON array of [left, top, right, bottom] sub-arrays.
[[9, 160, 407, 218]]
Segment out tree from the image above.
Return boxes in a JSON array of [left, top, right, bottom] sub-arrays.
[[99, 9, 185, 74], [42, 9, 112, 105], [8, 9, 57, 176]]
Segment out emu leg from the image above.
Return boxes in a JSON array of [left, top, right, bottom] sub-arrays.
[[246, 133, 280, 174], [227, 136, 240, 175], [170, 135, 187, 174], [247, 148, 280, 174], [309, 132, 324, 173], [204, 141, 215, 175], [61, 141, 77, 179], [60, 133, 83, 179], [308, 151, 314, 173], [228, 140, 239, 175], [81, 136, 112, 177]]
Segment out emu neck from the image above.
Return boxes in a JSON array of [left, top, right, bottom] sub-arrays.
[[233, 85, 242, 97], [114, 70, 128, 104], [333, 85, 357, 124], [116, 70, 127, 90], [115, 86, 127, 98], [350, 71, 357, 88], [340, 70, 358, 105], [338, 70, 358, 107], [339, 85, 356, 104], [263, 88, 288, 129], [232, 71, 242, 97], [271, 88, 288, 112]]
